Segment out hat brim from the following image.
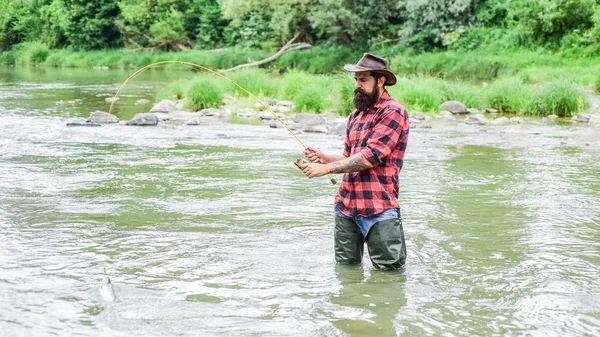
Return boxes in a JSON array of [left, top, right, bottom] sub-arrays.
[[344, 64, 397, 86]]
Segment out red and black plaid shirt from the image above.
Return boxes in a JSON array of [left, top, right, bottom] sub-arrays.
[[335, 90, 409, 217]]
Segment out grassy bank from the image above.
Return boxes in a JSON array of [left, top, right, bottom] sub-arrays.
[[1, 42, 594, 116], [161, 68, 588, 117]]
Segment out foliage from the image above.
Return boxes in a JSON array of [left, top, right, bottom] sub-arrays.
[[192, 0, 231, 48], [309, 0, 400, 46], [26, 42, 50, 64], [484, 78, 539, 113], [539, 79, 588, 117], [149, 10, 189, 50], [226, 68, 278, 98], [60, 0, 121, 49], [511, 0, 596, 46], [2, 0, 600, 53], [185, 75, 227, 110], [398, 0, 475, 51]]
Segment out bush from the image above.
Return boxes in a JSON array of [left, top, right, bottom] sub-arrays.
[[293, 84, 327, 113], [540, 79, 588, 116], [27, 42, 49, 63], [185, 75, 227, 110], [226, 68, 278, 98], [485, 77, 540, 113]]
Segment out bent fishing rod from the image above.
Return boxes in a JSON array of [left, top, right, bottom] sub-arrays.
[[107, 61, 337, 185]]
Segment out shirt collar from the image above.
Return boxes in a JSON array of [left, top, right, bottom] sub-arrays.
[[373, 89, 390, 109]]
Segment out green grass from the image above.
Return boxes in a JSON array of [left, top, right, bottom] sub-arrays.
[[184, 74, 228, 110], [225, 68, 278, 98], [540, 79, 589, 117], [484, 77, 539, 114]]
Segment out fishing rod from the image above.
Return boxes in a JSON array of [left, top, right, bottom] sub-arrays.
[[107, 61, 337, 184]]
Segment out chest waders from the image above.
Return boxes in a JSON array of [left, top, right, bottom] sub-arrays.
[[334, 214, 406, 270]]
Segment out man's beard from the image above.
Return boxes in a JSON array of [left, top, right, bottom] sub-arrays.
[[353, 86, 380, 111]]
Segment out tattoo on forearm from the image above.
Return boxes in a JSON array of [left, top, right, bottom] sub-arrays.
[[329, 154, 371, 173]]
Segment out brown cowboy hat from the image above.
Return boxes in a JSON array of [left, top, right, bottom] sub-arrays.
[[344, 53, 397, 86]]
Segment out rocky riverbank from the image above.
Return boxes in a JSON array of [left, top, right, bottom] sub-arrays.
[[79, 96, 600, 136]]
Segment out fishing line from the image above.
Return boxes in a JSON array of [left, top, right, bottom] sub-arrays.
[[108, 61, 336, 184]]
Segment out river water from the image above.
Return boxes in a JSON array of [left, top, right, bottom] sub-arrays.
[[1, 66, 599, 337]]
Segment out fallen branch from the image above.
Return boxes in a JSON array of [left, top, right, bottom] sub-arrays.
[[219, 34, 311, 73]]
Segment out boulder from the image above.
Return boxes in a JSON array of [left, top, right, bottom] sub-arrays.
[[237, 108, 258, 118], [125, 113, 159, 126], [87, 111, 119, 124], [410, 111, 427, 121], [440, 101, 468, 114], [490, 117, 510, 126], [149, 99, 176, 113], [465, 114, 489, 125]]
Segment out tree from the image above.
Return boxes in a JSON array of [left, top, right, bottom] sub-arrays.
[[398, 0, 475, 51], [61, 0, 122, 49]]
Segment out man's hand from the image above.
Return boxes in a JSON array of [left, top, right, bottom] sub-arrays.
[[301, 162, 330, 178], [304, 146, 325, 163]]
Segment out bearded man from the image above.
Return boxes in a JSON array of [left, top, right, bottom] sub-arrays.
[[300, 53, 410, 270]]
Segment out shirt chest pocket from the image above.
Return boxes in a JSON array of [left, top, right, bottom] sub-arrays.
[[349, 122, 372, 151]]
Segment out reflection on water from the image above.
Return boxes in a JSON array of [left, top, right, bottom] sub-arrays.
[[331, 265, 406, 336], [1, 66, 599, 336]]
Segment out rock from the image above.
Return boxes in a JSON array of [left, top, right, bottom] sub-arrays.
[[149, 99, 176, 113], [510, 117, 524, 124], [467, 108, 481, 114], [125, 113, 159, 126], [327, 121, 347, 135], [276, 100, 295, 108], [292, 113, 326, 129], [259, 111, 276, 120], [547, 114, 559, 120], [200, 108, 223, 117], [485, 108, 499, 114], [66, 122, 101, 127], [440, 100, 468, 114], [260, 111, 287, 121], [411, 111, 427, 121], [575, 113, 592, 123], [465, 114, 489, 125], [272, 106, 292, 114], [304, 124, 328, 133], [87, 111, 119, 124], [184, 117, 204, 126], [262, 98, 277, 106], [318, 111, 339, 121], [270, 120, 300, 130], [135, 99, 151, 105], [237, 108, 258, 118], [162, 111, 203, 125], [105, 97, 119, 103], [490, 117, 510, 125]]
